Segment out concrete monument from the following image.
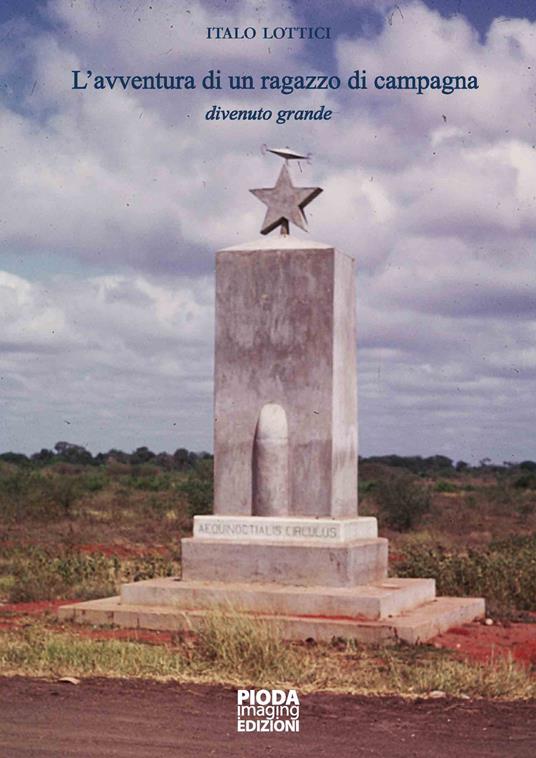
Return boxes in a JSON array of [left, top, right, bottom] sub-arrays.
[[60, 150, 484, 643]]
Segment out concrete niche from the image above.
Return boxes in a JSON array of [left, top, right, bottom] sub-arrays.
[[252, 402, 289, 517]]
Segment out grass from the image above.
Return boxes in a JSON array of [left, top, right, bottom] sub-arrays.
[[0, 615, 534, 699], [194, 610, 307, 683]]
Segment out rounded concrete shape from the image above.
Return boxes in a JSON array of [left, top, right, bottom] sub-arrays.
[[253, 403, 289, 516]]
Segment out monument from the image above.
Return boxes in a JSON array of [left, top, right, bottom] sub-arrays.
[[60, 151, 484, 643]]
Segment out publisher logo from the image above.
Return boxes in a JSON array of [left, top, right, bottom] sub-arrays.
[[236, 689, 300, 733]]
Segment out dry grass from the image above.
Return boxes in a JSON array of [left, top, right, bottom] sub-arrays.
[[0, 615, 534, 700], [193, 610, 309, 684]]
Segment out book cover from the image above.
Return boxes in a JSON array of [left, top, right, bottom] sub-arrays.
[[0, 1, 535, 756]]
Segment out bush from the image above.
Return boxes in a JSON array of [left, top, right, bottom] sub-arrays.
[[358, 479, 375, 497], [434, 480, 457, 493], [178, 459, 214, 517], [375, 472, 431, 531], [81, 472, 107, 492], [7, 550, 117, 602], [5, 548, 180, 603], [0, 469, 62, 521], [513, 474, 536, 490], [394, 535, 536, 616], [46, 476, 82, 515], [126, 472, 172, 492]]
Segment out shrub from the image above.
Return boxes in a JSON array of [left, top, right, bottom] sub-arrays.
[[46, 476, 82, 515], [7, 550, 116, 602], [127, 473, 171, 492], [375, 472, 431, 531], [358, 479, 375, 497], [5, 548, 179, 603], [513, 474, 536, 490], [0, 469, 62, 521], [178, 459, 214, 517], [434, 480, 457, 493], [81, 472, 107, 492], [394, 535, 536, 616]]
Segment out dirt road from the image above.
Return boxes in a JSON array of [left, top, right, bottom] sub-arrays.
[[0, 677, 535, 757]]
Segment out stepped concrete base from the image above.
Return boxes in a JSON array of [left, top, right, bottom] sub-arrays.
[[58, 592, 485, 645], [119, 577, 436, 620], [181, 537, 388, 587]]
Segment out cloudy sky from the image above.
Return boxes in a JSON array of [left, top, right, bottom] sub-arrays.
[[1, 0, 535, 463]]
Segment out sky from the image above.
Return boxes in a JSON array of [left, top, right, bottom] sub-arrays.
[[1, 0, 535, 463]]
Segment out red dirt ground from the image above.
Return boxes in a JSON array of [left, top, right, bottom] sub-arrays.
[[432, 621, 536, 666]]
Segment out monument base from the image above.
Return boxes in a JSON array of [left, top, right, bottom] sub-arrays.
[[182, 515, 388, 586], [182, 537, 388, 587], [58, 515, 485, 644], [58, 578, 485, 645], [117, 575, 437, 619]]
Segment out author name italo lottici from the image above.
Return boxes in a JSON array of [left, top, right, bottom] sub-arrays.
[[206, 25, 331, 40]]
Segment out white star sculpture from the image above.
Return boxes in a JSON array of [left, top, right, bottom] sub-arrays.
[[250, 163, 322, 235]]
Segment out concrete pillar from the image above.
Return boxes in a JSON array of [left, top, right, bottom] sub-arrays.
[[213, 236, 358, 518]]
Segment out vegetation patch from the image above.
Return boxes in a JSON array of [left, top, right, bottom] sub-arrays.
[[2, 548, 179, 603], [1, 445, 536, 696], [0, 618, 534, 699], [394, 535, 536, 616], [375, 472, 432, 531]]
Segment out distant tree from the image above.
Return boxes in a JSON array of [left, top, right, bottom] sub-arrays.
[[362, 455, 453, 476], [173, 448, 200, 470], [154, 452, 174, 470], [31, 448, 55, 464], [455, 460, 469, 472], [425, 455, 453, 471], [0, 452, 29, 466], [54, 441, 93, 466], [519, 460, 536, 472], [130, 446, 156, 464], [105, 449, 130, 464], [173, 448, 191, 470]]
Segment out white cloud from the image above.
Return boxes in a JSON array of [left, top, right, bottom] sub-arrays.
[[0, 271, 214, 453], [1, 0, 536, 462]]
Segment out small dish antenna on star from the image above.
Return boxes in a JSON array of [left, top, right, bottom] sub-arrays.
[[266, 147, 310, 161]]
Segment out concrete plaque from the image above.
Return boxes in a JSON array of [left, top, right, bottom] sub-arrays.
[[193, 515, 377, 542]]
